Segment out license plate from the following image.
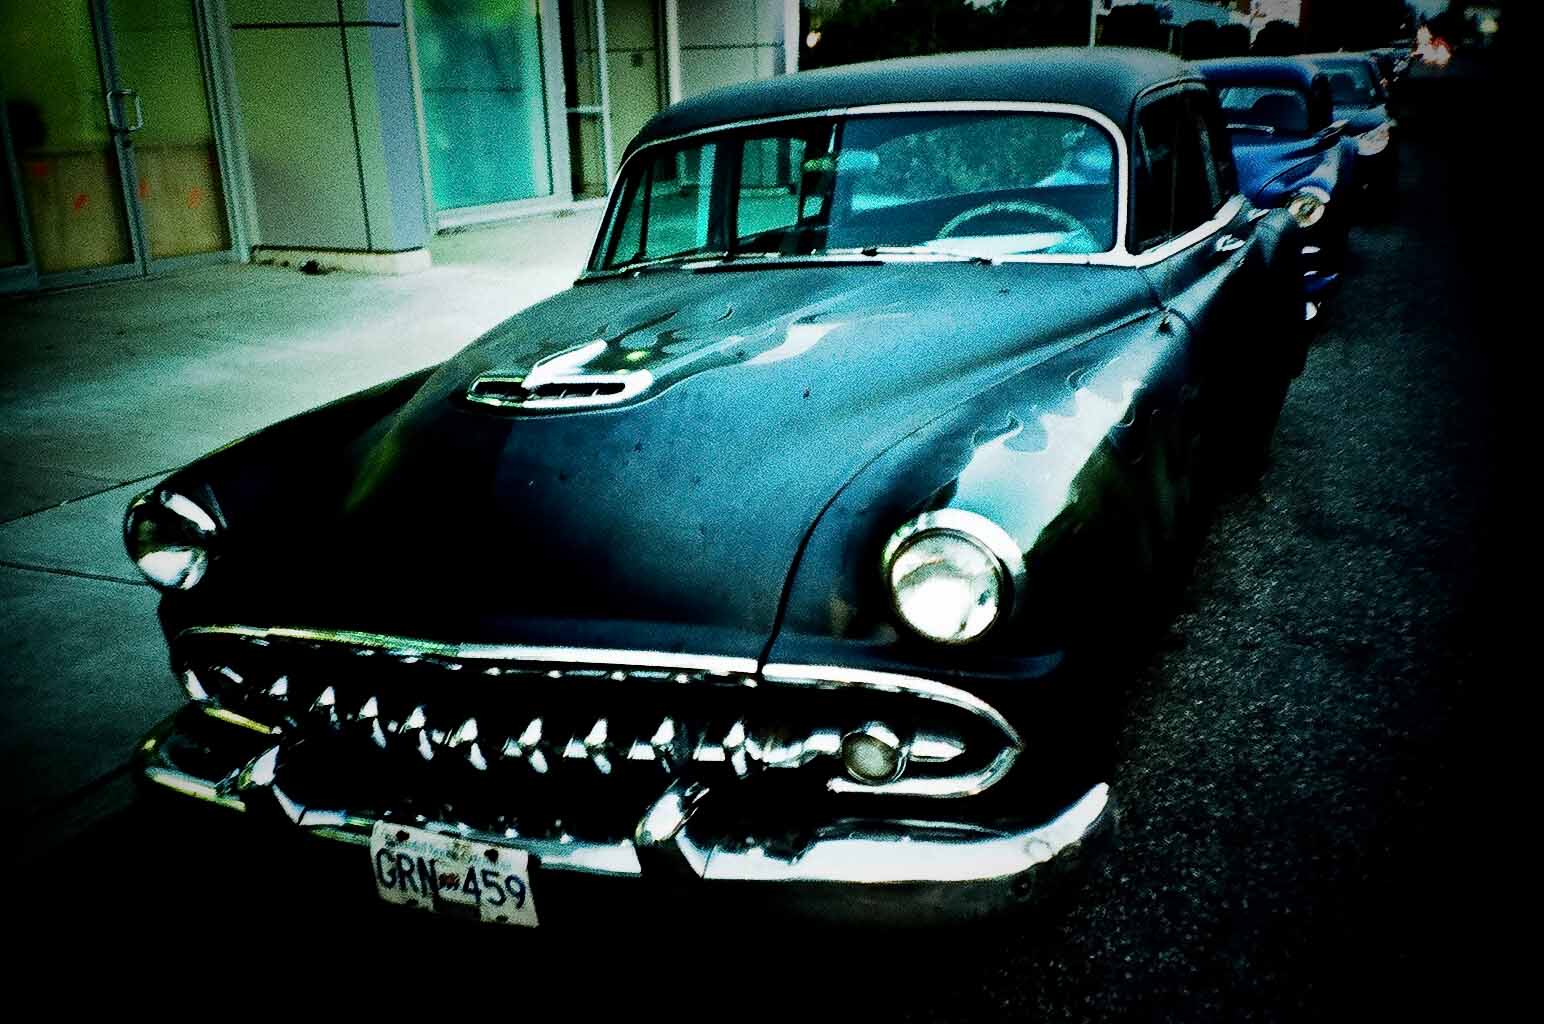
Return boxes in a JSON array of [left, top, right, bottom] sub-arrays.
[[369, 821, 539, 927]]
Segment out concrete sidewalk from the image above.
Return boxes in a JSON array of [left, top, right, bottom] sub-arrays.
[[1, 207, 601, 858]]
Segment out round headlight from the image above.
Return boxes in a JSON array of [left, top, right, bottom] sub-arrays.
[[124, 489, 218, 590], [1286, 187, 1330, 228], [882, 510, 1020, 644]]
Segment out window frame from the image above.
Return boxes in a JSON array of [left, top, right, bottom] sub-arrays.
[[1130, 83, 1237, 255], [584, 101, 1134, 275]]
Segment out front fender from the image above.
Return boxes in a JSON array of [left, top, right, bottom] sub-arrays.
[[766, 308, 1191, 685], [1259, 147, 1343, 207]]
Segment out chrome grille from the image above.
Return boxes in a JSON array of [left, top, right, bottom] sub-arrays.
[[173, 626, 1021, 838]]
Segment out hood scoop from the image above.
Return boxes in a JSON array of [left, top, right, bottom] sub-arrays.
[[465, 339, 653, 413]]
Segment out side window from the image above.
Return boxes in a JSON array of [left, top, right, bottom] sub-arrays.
[[737, 136, 808, 243], [1189, 92, 1234, 210], [1134, 93, 1220, 251], [1135, 97, 1182, 250], [597, 143, 720, 268], [601, 171, 646, 266]]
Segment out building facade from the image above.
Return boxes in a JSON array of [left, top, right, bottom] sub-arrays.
[[0, 0, 798, 293]]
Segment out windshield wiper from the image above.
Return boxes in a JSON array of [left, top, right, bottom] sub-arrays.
[[851, 245, 999, 266], [605, 253, 727, 276]]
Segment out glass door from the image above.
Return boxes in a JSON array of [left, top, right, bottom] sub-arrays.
[[0, 0, 141, 284], [559, 0, 667, 200], [106, 0, 232, 264], [1, 102, 38, 289], [0, 0, 233, 290]]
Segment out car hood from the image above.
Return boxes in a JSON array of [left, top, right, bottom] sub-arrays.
[[190, 261, 1154, 660]]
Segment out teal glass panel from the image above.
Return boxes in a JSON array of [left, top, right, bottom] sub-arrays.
[[414, 0, 553, 209]]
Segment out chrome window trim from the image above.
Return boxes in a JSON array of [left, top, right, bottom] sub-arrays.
[[1130, 193, 1246, 265], [1127, 81, 1248, 262], [582, 101, 1134, 275]]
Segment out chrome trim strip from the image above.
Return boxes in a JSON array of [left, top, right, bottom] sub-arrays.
[[1127, 193, 1246, 266], [584, 100, 1132, 276], [761, 662, 1023, 751], [829, 745, 1019, 798], [465, 370, 655, 411], [699, 783, 1110, 883], [141, 714, 1107, 888], [180, 625, 759, 677], [465, 337, 658, 412]]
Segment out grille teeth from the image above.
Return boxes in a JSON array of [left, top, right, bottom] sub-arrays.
[[191, 669, 973, 781], [310, 686, 339, 727], [723, 721, 753, 779], [650, 717, 683, 772], [399, 706, 433, 761], [583, 719, 614, 775], [448, 718, 488, 771], [354, 696, 388, 749], [183, 648, 995, 803], [501, 718, 550, 774]]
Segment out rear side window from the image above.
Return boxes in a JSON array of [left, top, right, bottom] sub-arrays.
[[1134, 91, 1226, 251], [1216, 85, 1310, 134], [1190, 91, 1236, 208]]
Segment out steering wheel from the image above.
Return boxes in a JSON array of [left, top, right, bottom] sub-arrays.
[[936, 200, 1093, 242]]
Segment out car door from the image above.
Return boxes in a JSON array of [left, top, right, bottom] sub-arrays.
[[1130, 83, 1292, 502], [1132, 86, 1262, 360]]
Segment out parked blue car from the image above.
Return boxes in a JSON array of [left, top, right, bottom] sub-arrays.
[[1303, 52, 1399, 216], [1196, 58, 1353, 306]]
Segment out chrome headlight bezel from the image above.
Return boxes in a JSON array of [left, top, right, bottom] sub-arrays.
[[1286, 186, 1331, 229], [1356, 121, 1393, 156], [880, 509, 1025, 645], [124, 489, 219, 591]]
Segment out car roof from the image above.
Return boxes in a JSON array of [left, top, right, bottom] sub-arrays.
[[1193, 57, 1323, 90], [627, 47, 1196, 156]]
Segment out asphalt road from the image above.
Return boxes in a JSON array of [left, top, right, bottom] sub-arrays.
[[13, 62, 1506, 1019]]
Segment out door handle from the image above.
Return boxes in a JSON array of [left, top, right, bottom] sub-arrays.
[[105, 88, 144, 133], [1213, 234, 1246, 256]]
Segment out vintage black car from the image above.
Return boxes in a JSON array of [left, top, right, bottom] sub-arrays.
[[127, 49, 1305, 926]]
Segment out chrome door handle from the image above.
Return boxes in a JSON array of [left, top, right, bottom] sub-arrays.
[[1213, 234, 1246, 255], [105, 88, 144, 133]]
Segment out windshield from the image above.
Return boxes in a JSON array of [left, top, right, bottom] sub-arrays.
[[1216, 86, 1310, 135], [590, 110, 1118, 271], [1324, 64, 1380, 106]]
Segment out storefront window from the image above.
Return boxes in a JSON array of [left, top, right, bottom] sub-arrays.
[[414, 0, 554, 210]]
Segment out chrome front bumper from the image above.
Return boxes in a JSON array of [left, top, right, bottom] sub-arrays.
[[138, 706, 1114, 924]]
